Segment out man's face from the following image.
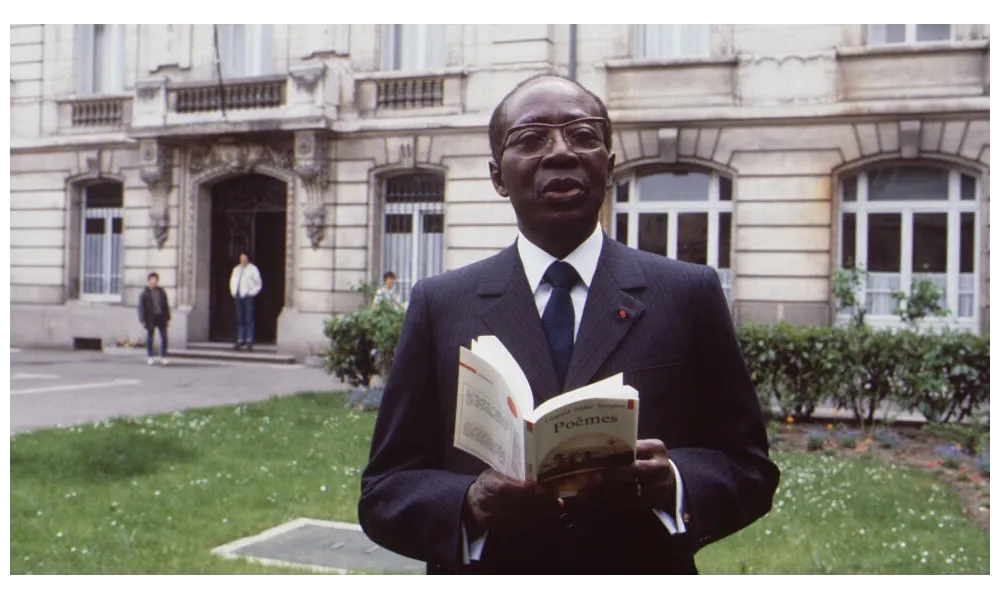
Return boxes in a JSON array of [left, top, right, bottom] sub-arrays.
[[239, 254, 249, 266], [148, 276, 158, 288], [385, 276, 396, 289], [489, 79, 615, 244]]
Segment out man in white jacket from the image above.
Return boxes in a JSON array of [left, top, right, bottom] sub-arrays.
[[229, 252, 263, 351]]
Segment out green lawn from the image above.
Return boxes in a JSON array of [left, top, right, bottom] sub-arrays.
[[697, 452, 988, 574], [10, 392, 989, 574], [10, 392, 374, 574]]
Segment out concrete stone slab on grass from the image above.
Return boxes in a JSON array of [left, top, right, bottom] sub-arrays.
[[212, 518, 424, 574]]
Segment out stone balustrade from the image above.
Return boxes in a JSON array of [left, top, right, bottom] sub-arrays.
[[58, 96, 131, 131], [354, 69, 466, 118]]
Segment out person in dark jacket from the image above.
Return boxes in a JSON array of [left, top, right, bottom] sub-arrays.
[[138, 272, 171, 366]]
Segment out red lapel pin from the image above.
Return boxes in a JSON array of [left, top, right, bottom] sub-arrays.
[[618, 309, 627, 321]]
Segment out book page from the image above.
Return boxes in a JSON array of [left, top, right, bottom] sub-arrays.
[[453, 346, 526, 480], [531, 373, 631, 420], [469, 336, 534, 419], [527, 390, 639, 497]]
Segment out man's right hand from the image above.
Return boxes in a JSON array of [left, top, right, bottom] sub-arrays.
[[462, 470, 560, 537]]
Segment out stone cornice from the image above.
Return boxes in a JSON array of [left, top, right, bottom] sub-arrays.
[[9, 97, 991, 151]]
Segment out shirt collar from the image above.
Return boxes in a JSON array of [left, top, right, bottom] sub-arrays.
[[517, 224, 604, 293]]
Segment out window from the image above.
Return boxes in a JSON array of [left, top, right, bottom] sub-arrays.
[[215, 25, 274, 78], [381, 172, 445, 302], [80, 181, 125, 299], [75, 25, 125, 94], [839, 166, 979, 322], [612, 168, 733, 300], [867, 24, 953, 45], [635, 25, 710, 60], [380, 24, 447, 71]]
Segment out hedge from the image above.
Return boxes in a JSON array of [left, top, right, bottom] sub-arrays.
[[737, 323, 990, 426], [322, 301, 989, 426]]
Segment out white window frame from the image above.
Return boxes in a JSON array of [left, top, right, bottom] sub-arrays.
[[76, 24, 125, 95], [380, 174, 446, 303], [215, 24, 274, 78], [837, 166, 980, 331], [867, 24, 954, 45], [612, 168, 734, 301], [79, 183, 125, 302], [380, 24, 447, 72], [634, 24, 711, 60]]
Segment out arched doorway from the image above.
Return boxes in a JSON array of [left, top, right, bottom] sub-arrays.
[[209, 174, 287, 344]]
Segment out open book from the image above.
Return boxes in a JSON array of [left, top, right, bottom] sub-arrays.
[[453, 335, 639, 497]]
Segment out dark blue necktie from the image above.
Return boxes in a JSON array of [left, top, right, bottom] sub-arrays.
[[541, 261, 580, 391]]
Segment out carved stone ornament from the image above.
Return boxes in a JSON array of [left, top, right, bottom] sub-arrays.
[[189, 143, 294, 175], [150, 210, 170, 249], [139, 139, 173, 250], [303, 205, 326, 250], [294, 131, 330, 250], [289, 64, 327, 93]]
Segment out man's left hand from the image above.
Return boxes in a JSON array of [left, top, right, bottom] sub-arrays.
[[590, 439, 676, 511]]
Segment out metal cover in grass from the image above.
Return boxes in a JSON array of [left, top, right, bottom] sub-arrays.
[[212, 518, 424, 574]]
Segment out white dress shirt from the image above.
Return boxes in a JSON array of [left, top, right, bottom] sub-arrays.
[[462, 225, 688, 564]]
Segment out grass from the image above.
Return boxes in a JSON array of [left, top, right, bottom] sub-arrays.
[[10, 392, 990, 574], [697, 452, 989, 574], [10, 392, 376, 574]]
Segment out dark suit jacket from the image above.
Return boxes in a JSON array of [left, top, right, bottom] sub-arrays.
[[358, 236, 780, 574], [137, 287, 171, 327]]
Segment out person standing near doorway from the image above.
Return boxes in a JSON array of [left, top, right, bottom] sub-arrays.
[[230, 252, 263, 351], [138, 272, 171, 366]]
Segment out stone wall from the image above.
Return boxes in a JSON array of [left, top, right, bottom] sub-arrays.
[[9, 24, 991, 354]]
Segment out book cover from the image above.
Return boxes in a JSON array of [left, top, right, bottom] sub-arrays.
[[454, 336, 639, 496]]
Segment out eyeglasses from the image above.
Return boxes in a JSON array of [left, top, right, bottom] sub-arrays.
[[500, 117, 609, 159]]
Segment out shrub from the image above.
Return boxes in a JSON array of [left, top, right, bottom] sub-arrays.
[[322, 293, 405, 389], [923, 420, 989, 456], [835, 326, 904, 429], [738, 323, 988, 427], [935, 445, 964, 470], [738, 323, 843, 420], [872, 429, 905, 450], [804, 430, 827, 452], [835, 428, 859, 449], [894, 330, 990, 425]]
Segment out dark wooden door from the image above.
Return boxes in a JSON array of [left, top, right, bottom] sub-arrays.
[[209, 175, 287, 344]]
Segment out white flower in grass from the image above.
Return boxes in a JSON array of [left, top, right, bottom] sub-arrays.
[[56, 531, 63, 538], [320, 485, 327, 492]]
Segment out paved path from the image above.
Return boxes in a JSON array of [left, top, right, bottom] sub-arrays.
[[9, 348, 349, 434], [9, 347, 933, 435]]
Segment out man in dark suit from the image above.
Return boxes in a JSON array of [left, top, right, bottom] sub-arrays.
[[359, 74, 780, 574]]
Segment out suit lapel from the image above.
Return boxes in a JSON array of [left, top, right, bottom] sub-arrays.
[[479, 246, 562, 405], [564, 238, 646, 392]]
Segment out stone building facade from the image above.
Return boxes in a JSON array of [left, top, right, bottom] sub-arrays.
[[9, 24, 990, 356]]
